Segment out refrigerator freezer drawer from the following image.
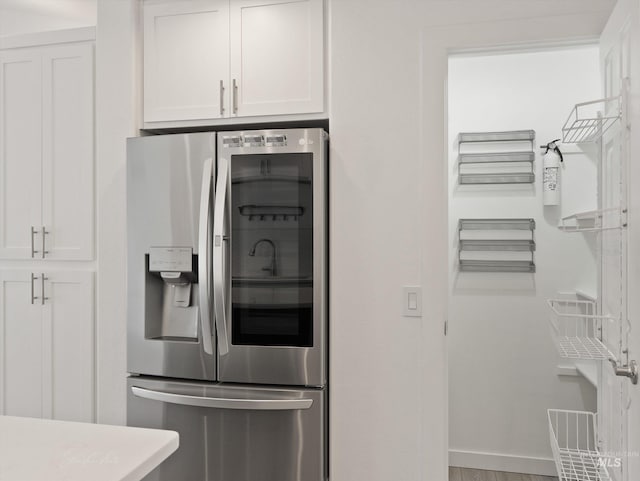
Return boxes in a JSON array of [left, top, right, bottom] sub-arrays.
[[127, 377, 327, 481]]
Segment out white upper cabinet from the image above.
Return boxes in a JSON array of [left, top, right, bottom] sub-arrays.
[[0, 50, 43, 259], [0, 42, 94, 261], [41, 44, 94, 260], [229, 0, 324, 117], [143, 0, 324, 124], [144, 0, 229, 121]]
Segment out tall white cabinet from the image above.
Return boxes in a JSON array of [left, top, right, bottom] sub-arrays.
[[0, 42, 94, 260], [143, 0, 324, 124], [0, 29, 95, 423]]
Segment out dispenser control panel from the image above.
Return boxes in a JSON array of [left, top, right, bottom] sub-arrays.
[[149, 247, 193, 272]]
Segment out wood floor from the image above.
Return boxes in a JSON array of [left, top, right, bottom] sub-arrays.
[[449, 467, 559, 481]]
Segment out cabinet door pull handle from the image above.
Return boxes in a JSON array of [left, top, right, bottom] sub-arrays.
[[30, 273, 38, 304], [219, 80, 225, 116], [41, 274, 49, 305], [31, 226, 39, 257], [232, 78, 238, 114], [41, 226, 49, 259]]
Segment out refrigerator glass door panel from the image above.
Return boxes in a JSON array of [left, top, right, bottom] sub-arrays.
[[127, 377, 326, 481], [127, 132, 216, 381], [217, 129, 327, 387], [231, 153, 313, 348]]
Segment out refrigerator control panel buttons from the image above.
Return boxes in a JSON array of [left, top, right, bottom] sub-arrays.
[[222, 136, 242, 148], [243, 135, 265, 147], [266, 135, 287, 147], [149, 247, 193, 272]]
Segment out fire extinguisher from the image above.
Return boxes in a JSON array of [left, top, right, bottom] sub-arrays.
[[541, 139, 564, 206]]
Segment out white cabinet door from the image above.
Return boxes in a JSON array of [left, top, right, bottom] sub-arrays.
[[0, 270, 95, 422], [144, 0, 230, 121], [41, 44, 94, 260], [600, 1, 640, 481], [229, 0, 324, 117], [42, 271, 94, 422], [0, 51, 42, 259], [596, 2, 640, 480], [0, 271, 45, 418]]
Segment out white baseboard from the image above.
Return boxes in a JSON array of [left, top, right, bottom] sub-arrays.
[[449, 449, 557, 476]]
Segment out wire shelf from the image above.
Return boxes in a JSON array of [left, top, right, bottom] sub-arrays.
[[458, 151, 535, 184], [459, 130, 536, 143], [457, 130, 535, 185], [547, 299, 617, 361], [459, 239, 535, 252], [459, 218, 536, 231], [548, 410, 612, 481], [459, 259, 535, 273], [458, 152, 535, 163], [458, 218, 536, 272], [558, 208, 626, 232], [562, 97, 621, 143], [459, 172, 534, 184]]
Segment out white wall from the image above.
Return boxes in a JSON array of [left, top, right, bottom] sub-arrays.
[[0, 1, 96, 36], [329, 2, 614, 481], [95, 0, 140, 425], [448, 46, 600, 475]]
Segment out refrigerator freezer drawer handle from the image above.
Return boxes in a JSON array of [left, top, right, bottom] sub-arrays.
[[131, 387, 314, 410], [197, 157, 214, 355], [213, 157, 230, 356]]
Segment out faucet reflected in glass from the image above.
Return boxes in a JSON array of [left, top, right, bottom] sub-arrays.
[[248, 238, 277, 277]]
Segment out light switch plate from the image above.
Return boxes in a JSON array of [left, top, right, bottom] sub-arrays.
[[403, 286, 422, 317]]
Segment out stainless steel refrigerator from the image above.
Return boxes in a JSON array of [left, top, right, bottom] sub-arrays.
[[126, 129, 328, 481]]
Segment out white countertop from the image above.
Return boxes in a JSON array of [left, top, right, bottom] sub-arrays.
[[0, 416, 178, 481]]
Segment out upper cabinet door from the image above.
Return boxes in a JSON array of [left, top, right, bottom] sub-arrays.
[[0, 50, 43, 259], [41, 44, 94, 260], [144, 0, 230, 122], [229, 0, 324, 117]]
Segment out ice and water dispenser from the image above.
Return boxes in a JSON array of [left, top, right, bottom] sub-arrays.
[[144, 247, 199, 341]]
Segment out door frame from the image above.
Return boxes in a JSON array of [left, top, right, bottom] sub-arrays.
[[418, 11, 611, 480]]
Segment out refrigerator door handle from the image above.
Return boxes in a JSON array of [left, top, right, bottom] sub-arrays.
[[213, 157, 230, 356], [197, 157, 214, 355], [131, 386, 314, 410]]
